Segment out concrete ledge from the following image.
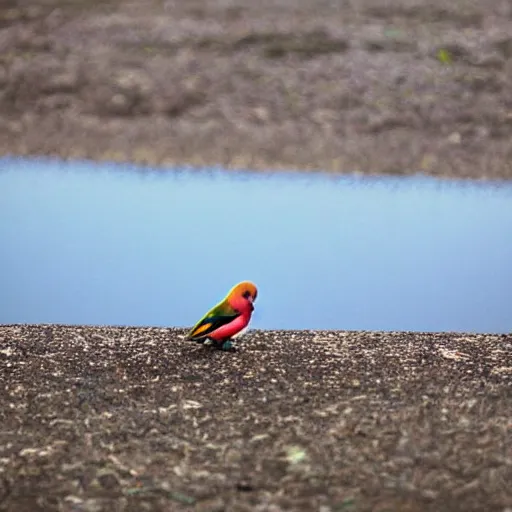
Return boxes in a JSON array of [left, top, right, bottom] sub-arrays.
[[0, 324, 511, 511]]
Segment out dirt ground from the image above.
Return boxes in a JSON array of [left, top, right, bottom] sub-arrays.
[[0, 325, 511, 512], [1, 0, 512, 179]]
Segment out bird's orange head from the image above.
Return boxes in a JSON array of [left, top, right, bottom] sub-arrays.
[[226, 281, 258, 311]]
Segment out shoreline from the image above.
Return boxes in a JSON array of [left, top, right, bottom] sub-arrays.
[[4, 153, 512, 186]]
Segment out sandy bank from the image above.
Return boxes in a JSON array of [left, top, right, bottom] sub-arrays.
[[0, 324, 510, 511], [1, 0, 512, 179]]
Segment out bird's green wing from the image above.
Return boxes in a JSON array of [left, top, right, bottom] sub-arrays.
[[187, 300, 240, 340]]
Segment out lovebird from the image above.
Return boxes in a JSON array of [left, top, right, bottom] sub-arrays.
[[186, 281, 258, 351]]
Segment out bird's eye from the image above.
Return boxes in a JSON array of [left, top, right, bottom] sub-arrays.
[[242, 290, 251, 299]]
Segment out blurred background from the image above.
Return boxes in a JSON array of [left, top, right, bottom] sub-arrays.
[[1, 0, 512, 333]]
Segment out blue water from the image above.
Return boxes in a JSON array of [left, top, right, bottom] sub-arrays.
[[1, 156, 511, 334]]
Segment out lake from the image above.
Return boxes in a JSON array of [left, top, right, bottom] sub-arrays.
[[1, 156, 511, 334]]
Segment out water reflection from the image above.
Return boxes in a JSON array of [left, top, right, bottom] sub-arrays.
[[1, 156, 511, 334]]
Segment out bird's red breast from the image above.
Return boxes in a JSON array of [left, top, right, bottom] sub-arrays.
[[207, 309, 253, 341]]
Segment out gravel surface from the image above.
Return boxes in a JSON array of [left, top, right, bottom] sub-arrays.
[[1, 0, 512, 179], [1, 324, 511, 511]]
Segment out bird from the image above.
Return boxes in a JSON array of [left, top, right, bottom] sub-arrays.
[[186, 281, 258, 351]]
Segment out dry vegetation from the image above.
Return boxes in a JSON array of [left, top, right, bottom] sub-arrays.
[[0, 0, 512, 178], [0, 324, 511, 511]]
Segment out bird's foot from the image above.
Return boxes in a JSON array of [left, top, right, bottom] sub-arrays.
[[221, 340, 233, 351], [218, 340, 236, 352]]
